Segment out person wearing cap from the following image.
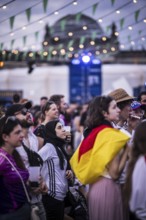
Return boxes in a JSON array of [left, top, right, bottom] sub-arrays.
[[5, 101, 32, 117], [108, 88, 134, 220], [5, 102, 47, 220], [108, 88, 134, 130], [137, 91, 146, 119], [127, 101, 144, 135]]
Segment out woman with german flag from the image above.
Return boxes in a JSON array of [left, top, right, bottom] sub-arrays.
[[70, 96, 130, 220]]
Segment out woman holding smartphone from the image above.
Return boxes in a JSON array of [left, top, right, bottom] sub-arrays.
[[0, 116, 31, 220]]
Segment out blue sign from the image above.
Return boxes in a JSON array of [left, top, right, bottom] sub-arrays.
[[69, 58, 102, 104]]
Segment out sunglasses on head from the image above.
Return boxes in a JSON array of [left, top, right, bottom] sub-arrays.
[[15, 108, 30, 116], [21, 108, 30, 115]]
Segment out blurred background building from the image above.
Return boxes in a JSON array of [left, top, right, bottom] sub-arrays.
[[0, 0, 146, 105]]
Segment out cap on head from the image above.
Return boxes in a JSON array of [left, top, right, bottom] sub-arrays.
[[108, 88, 134, 103], [131, 101, 142, 110], [131, 100, 145, 111], [5, 101, 32, 116]]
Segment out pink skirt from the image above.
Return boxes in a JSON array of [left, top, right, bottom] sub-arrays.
[[88, 177, 124, 220]]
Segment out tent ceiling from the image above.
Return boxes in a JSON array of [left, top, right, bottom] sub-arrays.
[[0, 0, 146, 53]]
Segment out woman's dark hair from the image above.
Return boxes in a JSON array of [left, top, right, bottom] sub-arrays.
[[124, 120, 146, 205], [0, 116, 20, 146], [41, 101, 55, 118], [49, 95, 64, 107], [85, 96, 113, 129], [45, 120, 69, 170], [33, 110, 43, 127], [0, 116, 26, 170]]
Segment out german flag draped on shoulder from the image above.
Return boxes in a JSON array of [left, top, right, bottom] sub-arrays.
[[70, 124, 130, 185]]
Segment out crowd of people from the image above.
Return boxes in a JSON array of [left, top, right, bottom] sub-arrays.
[[0, 89, 146, 220]]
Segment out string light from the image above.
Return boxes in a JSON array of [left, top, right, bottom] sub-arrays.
[[114, 32, 119, 36], [79, 44, 84, 48], [103, 49, 107, 53], [74, 53, 79, 58], [2, 5, 7, 9], [0, 62, 4, 67], [39, 20, 44, 24], [68, 32, 73, 37], [90, 41, 95, 45], [0, 0, 15, 9], [96, 51, 100, 55], [0, 0, 146, 59], [111, 47, 116, 51], [98, 19, 102, 23], [43, 41, 48, 45], [52, 50, 57, 55], [29, 52, 34, 57], [60, 49, 66, 55], [73, 0, 77, 5], [54, 11, 59, 15], [54, 37, 59, 41], [128, 26, 133, 30], [102, 37, 107, 41], [120, 44, 125, 49], [69, 47, 74, 51], [68, 53, 73, 58], [83, 26, 87, 30], [31, 45, 36, 49], [43, 51, 48, 56]]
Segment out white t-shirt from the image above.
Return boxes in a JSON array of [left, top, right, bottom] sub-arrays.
[[38, 143, 68, 201], [16, 128, 41, 204], [130, 156, 146, 220], [17, 129, 39, 169]]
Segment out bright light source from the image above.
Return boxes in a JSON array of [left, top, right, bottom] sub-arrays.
[[73, 0, 77, 5], [83, 26, 87, 30], [71, 58, 80, 65], [92, 59, 101, 65], [98, 19, 102, 23], [102, 37, 107, 41], [128, 26, 133, 30], [68, 32, 73, 37], [2, 5, 7, 9], [22, 26, 26, 30], [120, 44, 125, 49], [54, 11, 59, 15], [82, 55, 90, 63], [115, 32, 119, 36], [39, 20, 44, 24]]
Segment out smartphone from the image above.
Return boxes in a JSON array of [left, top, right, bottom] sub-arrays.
[[30, 181, 39, 188]]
